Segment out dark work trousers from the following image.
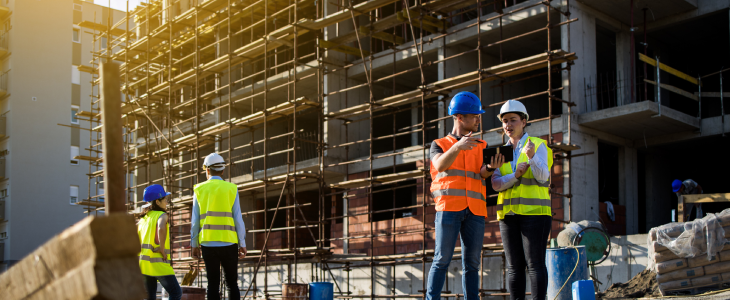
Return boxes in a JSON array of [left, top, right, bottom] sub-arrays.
[[201, 244, 240, 300], [499, 215, 552, 300]]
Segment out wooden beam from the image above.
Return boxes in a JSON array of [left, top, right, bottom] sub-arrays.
[[682, 193, 730, 204], [318, 39, 371, 57], [99, 62, 126, 214], [0, 214, 146, 300], [644, 79, 698, 101], [693, 92, 730, 98], [639, 53, 699, 86]]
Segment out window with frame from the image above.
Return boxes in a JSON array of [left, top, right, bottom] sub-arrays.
[[73, 3, 82, 11], [71, 105, 79, 124], [0, 189, 6, 197], [3, 18, 10, 33], [73, 28, 80, 43], [70, 185, 79, 204], [71, 146, 79, 165], [101, 37, 107, 49]]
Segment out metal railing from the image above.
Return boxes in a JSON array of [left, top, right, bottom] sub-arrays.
[[583, 69, 635, 113]]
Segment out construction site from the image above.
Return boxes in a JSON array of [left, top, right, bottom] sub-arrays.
[[6, 0, 730, 298]]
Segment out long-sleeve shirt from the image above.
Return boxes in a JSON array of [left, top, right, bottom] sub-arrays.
[[491, 133, 550, 192], [190, 176, 247, 248]]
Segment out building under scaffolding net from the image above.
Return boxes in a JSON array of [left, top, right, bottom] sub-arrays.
[[75, 0, 584, 298]]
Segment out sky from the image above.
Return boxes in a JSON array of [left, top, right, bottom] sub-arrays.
[[93, 0, 147, 12]]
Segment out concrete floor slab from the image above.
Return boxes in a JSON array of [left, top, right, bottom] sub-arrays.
[[577, 101, 699, 140], [577, 0, 697, 26]]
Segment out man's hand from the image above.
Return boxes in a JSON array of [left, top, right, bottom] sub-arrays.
[[488, 153, 505, 170], [238, 247, 247, 259], [453, 132, 480, 151], [157, 247, 168, 263], [524, 139, 536, 159], [514, 162, 529, 178], [192, 247, 201, 259]]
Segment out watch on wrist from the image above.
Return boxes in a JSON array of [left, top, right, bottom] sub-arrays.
[[486, 167, 496, 172]]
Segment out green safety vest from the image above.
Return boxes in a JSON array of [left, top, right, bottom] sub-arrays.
[[137, 210, 174, 276], [194, 179, 239, 245], [496, 136, 553, 220]]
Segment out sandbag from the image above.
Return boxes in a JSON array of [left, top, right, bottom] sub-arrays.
[[656, 258, 687, 274], [659, 278, 691, 291], [657, 266, 704, 284], [718, 250, 730, 261], [654, 250, 681, 263], [691, 274, 723, 287], [703, 261, 730, 275], [688, 253, 720, 268], [651, 241, 668, 252]]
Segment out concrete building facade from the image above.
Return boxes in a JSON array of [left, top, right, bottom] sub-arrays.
[[0, 0, 127, 269]]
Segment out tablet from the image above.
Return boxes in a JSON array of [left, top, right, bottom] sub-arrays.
[[483, 145, 513, 163]]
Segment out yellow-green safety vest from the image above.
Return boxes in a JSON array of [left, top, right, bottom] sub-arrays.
[[137, 210, 174, 276], [194, 179, 239, 245], [496, 136, 553, 220]]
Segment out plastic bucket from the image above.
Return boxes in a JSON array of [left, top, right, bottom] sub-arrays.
[[546, 246, 589, 300], [309, 282, 334, 300], [571, 279, 596, 300]]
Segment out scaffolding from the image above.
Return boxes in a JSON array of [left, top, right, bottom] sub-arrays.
[[75, 0, 582, 298]]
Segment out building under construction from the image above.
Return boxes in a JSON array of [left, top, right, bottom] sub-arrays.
[[71, 0, 730, 297]]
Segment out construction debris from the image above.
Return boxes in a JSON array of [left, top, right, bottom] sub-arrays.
[[597, 269, 661, 299]]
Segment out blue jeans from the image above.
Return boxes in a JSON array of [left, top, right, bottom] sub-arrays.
[[144, 274, 182, 300], [426, 209, 485, 300]]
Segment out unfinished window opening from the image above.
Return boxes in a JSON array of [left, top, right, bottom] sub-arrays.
[[71, 66, 80, 85], [597, 142, 619, 204], [594, 24, 618, 110], [371, 164, 418, 222]]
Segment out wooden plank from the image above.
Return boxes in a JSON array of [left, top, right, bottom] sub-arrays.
[[100, 62, 126, 214], [329, 170, 424, 189], [639, 53, 699, 86], [0, 214, 145, 300], [76, 21, 130, 37], [694, 92, 730, 98], [682, 193, 730, 204], [644, 79, 699, 101]]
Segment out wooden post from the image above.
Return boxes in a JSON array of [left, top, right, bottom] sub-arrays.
[[99, 62, 126, 214], [678, 195, 685, 223]]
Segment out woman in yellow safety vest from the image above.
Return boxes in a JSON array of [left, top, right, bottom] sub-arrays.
[[137, 184, 182, 300], [490, 100, 553, 300]]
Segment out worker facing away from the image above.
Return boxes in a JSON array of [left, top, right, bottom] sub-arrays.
[[491, 100, 553, 300], [191, 153, 247, 300], [137, 184, 182, 300], [427, 91, 504, 300], [673, 179, 704, 221]]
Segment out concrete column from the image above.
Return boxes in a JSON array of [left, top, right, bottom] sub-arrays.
[[616, 31, 633, 105], [561, 1, 597, 114], [618, 146, 639, 234], [566, 128, 600, 221]]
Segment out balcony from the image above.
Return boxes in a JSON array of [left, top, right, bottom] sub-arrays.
[[0, 5, 8, 19]]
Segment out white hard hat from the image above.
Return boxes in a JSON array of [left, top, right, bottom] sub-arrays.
[[203, 153, 226, 171], [498, 100, 529, 121]]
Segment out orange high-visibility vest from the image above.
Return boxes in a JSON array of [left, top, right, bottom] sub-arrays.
[[429, 135, 488, 216]]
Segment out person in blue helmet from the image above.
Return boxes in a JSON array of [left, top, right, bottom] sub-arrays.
[[427, 91, 503, 300], [137, 184, 182, 300], [673, 179, 703, 221]]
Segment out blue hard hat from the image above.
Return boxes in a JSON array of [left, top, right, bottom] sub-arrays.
[[672, 179, 683, 193], [448, 91, 485, 115], [143, 184, 172, 202]]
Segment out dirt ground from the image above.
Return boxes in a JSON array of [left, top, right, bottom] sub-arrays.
[[597, 269, 661, 299]]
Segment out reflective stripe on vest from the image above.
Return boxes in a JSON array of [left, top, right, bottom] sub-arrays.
[[137, 210, 174, 276], [194, 179, 239, 244], [496, 136, 553, 220], [429, 135, 488, 217]]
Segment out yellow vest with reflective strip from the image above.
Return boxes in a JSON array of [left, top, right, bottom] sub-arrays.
[[137, 210, 174, 276], [496, 137, 553, 220], [194, 179, 239, 245]]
